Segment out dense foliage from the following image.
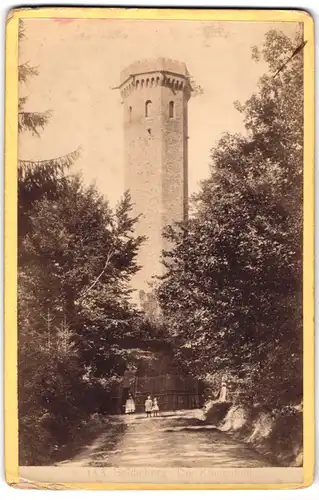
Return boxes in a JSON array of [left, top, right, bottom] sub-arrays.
[[18, 177, 148, 462], [156, 29, 303, 408]]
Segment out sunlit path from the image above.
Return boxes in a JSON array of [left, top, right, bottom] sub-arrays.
[[57, 410, 273, 468]]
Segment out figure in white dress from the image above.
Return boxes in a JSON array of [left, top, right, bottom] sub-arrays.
[[152, 397, 159, 417], [219, 382, 227, 402], [125, 393, 136, 414], [145, 395, 152, 417]]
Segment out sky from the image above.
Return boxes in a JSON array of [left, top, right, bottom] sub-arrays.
[[19, 18, 299, 207]]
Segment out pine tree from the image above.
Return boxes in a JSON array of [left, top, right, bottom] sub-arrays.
[[18, 20, 80, 242], [18, 21, 82, 465], [18, 21, 151, 464]]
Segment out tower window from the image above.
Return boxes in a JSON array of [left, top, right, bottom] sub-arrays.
[[129, 106, 132, 122], [169, 101, 174, 118], [145, 100, 152, 118]]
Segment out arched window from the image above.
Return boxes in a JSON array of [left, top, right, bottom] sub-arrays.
[[145, 100, 152, 118], [129, 106, 132, 122], [169, 101, 174, 118]]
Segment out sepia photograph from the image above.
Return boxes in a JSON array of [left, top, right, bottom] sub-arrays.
[[4, 7, 314, 489]]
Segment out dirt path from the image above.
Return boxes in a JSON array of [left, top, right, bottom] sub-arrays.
[[57, 410, 273, 468]]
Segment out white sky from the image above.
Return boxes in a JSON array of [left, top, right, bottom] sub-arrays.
[[19, 19, 299, 207]]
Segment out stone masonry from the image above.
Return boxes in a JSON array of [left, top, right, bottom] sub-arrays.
[[119, 58, 191, 298]]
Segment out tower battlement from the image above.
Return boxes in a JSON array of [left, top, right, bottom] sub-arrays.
[[120, 58, 192, 100], [120, 57, 190, 85]]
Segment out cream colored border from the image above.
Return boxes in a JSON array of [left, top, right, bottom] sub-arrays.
[[4, 7, 315, 490]]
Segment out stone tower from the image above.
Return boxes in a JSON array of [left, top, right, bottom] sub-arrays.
[[119, 58, 191, 297]]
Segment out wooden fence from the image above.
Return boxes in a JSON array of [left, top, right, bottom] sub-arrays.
[[114, 374, 202, 414]]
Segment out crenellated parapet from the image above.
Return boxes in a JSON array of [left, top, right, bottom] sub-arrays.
[[119, 57, 192, 100]]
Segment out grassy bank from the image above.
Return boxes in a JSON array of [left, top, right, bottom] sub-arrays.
[[203, 401, 303, 466], [19, 413, 125, 466]]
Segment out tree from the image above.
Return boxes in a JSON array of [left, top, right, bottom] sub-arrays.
[[23, 177, 145, 368], [18, 20, 80, 242], [18, 20, 80, 464], [17, 22, 84, 464], [157, 28, 303, 408], [19, 172, 147, 462]]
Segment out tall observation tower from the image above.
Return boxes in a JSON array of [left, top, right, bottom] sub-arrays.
[[119, 58, 192, 299]]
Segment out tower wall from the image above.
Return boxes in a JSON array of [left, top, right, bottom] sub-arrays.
[[161, 84, 189, 242], [120, 59, 191, 296]]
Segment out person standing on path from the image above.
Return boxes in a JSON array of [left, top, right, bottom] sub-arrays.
[[121, 367, 136, 414], [152, 397, 159, 417], [125, 393, 136, 414], [145, 395, 152, 417]]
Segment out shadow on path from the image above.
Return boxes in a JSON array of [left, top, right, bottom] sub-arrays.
[[57, 410, 275, 468]]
